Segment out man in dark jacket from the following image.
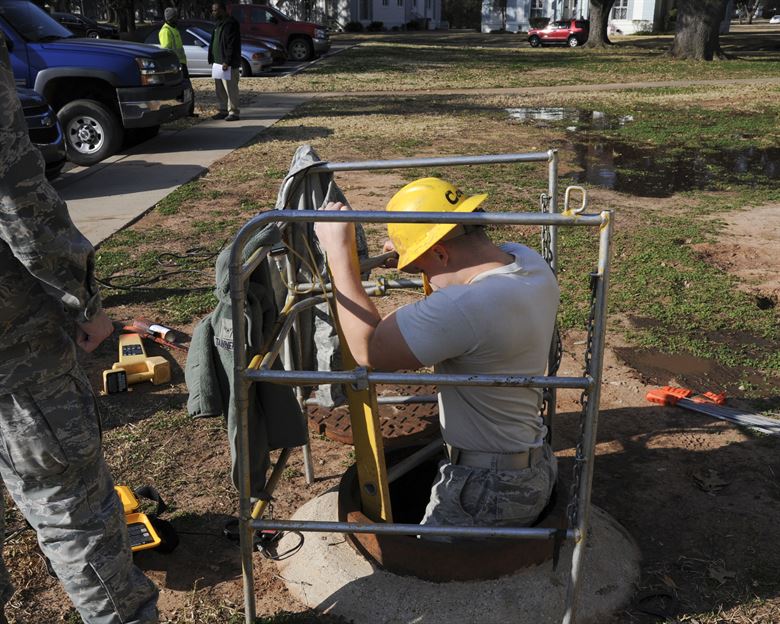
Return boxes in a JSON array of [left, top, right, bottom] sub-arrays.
[[208, 1, 242, 121]]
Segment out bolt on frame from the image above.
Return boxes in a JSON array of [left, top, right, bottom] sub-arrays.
[[227, 150, 613, 624]]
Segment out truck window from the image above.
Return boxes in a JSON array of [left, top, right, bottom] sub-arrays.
[[266, 6, 290, 21], [0, 2, 74, 41], [248, 7, 271, 23]]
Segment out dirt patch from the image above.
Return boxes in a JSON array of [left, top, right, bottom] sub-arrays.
[[693, 203, 780, 304]]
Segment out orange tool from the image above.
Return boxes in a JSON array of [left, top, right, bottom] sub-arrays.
[[646, 386, 779, 436]]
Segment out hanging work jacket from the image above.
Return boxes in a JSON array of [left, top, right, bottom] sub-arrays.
[[272, 144, 369, 407], [184, 226, 307, 498]]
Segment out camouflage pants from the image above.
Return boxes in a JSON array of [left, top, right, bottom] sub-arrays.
[[0, 361, 158, 623], [421, 444, 557, 529]]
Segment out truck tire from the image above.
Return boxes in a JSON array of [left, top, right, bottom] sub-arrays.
[[288, 36, 314, 62], [58, 99, 123, 166]]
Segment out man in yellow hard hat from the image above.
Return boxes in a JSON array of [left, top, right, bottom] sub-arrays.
[[315, 177, 560, 530]]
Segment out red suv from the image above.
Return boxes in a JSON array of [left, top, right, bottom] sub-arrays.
[[228, 4, 329, 62], [528, 19, 589, 47]]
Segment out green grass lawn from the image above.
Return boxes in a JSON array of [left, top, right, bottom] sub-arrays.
[[208, 29, 780, 94]]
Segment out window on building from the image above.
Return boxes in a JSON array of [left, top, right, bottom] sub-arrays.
[[425, 0, 431, 8], [397, 0, 403, 6], [530, 0, 544, 18], [382, 0, 388, 6], [611, 0, 628, 20], [360, 0, 370, 19]]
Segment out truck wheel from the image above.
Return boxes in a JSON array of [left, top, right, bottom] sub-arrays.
[[568, 36, 580, 47], [288, 37, 314, 62], [529, 35, 541, 47], [59, 99, 122, 166], [239, 59, 252, 78]]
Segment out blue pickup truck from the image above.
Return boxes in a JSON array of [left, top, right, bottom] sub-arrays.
[[0, 0, 192, 165]]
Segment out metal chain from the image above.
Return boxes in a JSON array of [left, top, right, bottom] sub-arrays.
[[539, 192, 560, 425], [566, 271, 599, 529], [539, 193, 553, 267]]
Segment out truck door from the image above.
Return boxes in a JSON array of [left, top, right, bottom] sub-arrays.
[[0, 18, 31, 87], [248, 6, 277, 40]]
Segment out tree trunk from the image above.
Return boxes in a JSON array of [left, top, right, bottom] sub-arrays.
[[584, 0, 615, 47], [125, 0, 135, 33], [667, 0, 728, 59]]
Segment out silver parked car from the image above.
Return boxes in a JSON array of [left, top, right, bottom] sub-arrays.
[[144, 26, 273, 76]]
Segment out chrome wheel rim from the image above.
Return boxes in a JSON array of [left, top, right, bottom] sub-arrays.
[[66, 115, 105, 155], [289, 40, 309, 61]]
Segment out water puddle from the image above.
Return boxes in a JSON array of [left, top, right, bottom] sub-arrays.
[[507, 107, 780, 197]]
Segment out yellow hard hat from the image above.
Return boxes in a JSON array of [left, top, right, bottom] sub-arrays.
[[386, 178, 487, 270]]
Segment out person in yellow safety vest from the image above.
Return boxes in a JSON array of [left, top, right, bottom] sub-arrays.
[[315, 178, 560, 537], [159, 8, 186, 71], [159, 7, 196, 115]]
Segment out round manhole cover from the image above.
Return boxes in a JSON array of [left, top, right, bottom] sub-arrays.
[[308, 385, 439, 448]]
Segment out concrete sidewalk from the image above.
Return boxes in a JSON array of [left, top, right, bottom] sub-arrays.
[[54, 93, 309, 246]]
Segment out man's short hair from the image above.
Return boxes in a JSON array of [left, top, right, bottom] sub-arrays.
[[213, 0, 227, 8]]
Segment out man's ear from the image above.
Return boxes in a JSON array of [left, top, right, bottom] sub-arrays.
[[429, 243, 449, 266]]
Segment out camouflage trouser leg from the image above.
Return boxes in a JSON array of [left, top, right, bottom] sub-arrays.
[[0, 364, 158, 624], [421, 444, 558, 530]]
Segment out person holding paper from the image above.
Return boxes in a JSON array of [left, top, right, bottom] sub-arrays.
[[208, 1, 241, 121]]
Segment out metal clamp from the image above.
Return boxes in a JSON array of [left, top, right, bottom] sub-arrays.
[[564, 186, 588, 215], [351, 366, 370, 391]]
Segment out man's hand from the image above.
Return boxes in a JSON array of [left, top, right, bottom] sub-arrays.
[[222, 63, 229, 71], [76, 310, 114, 353], [381, 239, 398, 268], [314, 201, 356, 263]]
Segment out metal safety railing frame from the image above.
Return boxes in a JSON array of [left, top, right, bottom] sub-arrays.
[[228, 151, 613, 624]]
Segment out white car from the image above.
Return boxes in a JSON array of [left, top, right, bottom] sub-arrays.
[[145, 26, 273, 76], [769, 14, 780, 23]]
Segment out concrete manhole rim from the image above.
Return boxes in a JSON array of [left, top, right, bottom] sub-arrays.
[[276, 491, 642, 624]]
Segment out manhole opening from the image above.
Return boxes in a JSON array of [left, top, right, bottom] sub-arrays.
[[387, 448, 441, 524], [338, 445, 569, 582]]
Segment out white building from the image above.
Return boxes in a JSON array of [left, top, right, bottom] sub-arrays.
[[280, 0, 443, 30], [480, 0, 659, 35]]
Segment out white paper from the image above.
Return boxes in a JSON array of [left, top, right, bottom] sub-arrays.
[[211, 63, 232, 80]]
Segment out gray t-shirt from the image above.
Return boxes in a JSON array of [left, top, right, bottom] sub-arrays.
[[396, 243, 560, 453]]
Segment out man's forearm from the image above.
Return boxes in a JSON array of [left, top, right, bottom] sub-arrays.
[[328, 251, 381, 366]]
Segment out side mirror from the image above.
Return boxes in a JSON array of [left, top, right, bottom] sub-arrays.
[[4, 38, 13, 52], [269, 16, 278, 24]]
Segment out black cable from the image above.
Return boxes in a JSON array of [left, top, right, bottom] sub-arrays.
[[97, 240, 227, 292], [257, 531, 304, 561]]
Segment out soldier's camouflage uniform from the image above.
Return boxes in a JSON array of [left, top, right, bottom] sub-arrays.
[[0, 34, 158, 623], [421, 445, 557, 530]]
